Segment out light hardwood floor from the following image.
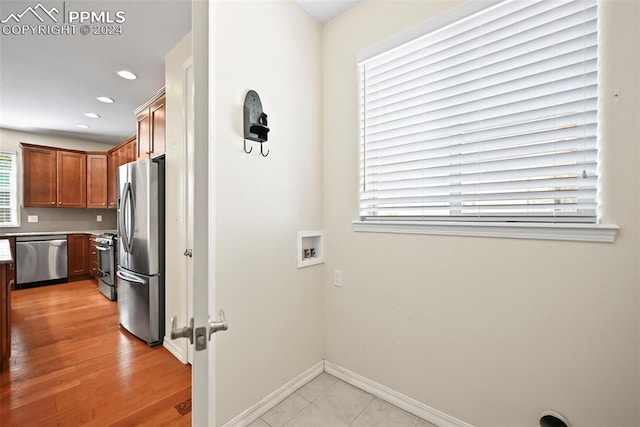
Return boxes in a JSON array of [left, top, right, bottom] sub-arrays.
[[0, 280, 191, 426]]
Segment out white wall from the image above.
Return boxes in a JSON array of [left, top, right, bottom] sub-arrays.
[[0, 128, 115, 153], [322, 1, 639, 427], [213, 1, 324, 424], [163, 32, 192, 361]]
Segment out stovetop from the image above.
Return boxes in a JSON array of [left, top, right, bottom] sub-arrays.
[[96, 232, 118, 245]]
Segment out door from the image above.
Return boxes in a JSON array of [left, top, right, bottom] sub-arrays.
[[56, 150, 87, 208], [22, 145, 56, 207], [67, 234, 89, 276], [192, 1, 215, 424], [170, 2, 215, 425], [185, 60, 195, 365], [137, 112, 151, 159], [86, 154, 108, 208], [150, 98, 166, 158]]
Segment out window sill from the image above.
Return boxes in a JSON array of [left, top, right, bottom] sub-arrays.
[[352, 220, 619, 243]]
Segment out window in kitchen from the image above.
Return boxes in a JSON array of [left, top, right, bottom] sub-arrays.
[[357, 0, 605, 238], [0, 151, 18, 227]]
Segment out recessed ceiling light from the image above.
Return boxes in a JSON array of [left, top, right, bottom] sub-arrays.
[[96, 96, 114, 103], [117, 70, 137, 80], [84, 112, 100, 119], [76, 124, 90, 129]]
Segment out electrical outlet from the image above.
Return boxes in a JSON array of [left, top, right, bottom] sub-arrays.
[[96, 215, 102, 222], [334, 270, 343, 287], [27, 215, 38, 223]]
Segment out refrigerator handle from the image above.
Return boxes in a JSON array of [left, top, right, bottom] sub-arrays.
[[120, 182, 133, 254], [118, 184, 125, 251], [127, 181, 135, 253], [116, 269, 146, 285]]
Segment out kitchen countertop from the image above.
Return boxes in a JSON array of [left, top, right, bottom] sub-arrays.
[[0, 240, 12, 264], [0, 230, 116, 238]]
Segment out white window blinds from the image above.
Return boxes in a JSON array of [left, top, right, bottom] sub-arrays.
[[0, 151, 18, 227], [358, 0, 599, 223]]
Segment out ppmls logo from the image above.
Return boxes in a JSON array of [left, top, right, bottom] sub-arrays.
[[1, 2, 126, 36], [1, 3, 59, 24]]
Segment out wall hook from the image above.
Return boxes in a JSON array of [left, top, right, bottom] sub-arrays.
[[243, 139, 253, 154], [260, 143, 269, 157]]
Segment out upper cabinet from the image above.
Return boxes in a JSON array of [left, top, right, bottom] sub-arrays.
[[57, 150, 87, 208], [22, 144, 87, 208], [22, 145, 57, 207], [107, 136, 136, 209], [86, 154, 108, 208], [136, 88, 165, 160]]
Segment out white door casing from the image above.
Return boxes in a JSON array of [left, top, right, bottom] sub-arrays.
[[191, 0, 216, 424], [184, 58, 195, 365]]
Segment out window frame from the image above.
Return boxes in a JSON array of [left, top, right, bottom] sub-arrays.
[[0, 150, 19, 228], [353, 0, 617, 243]]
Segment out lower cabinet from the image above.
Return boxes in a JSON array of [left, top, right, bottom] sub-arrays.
[[67, 234, 90, 278], [7, 238, 15, 290], [89, 235, 98, 282], [1, 263, 10, 371]]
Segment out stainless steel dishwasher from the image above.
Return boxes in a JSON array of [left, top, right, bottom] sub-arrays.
[[16, 235, 67, 289]]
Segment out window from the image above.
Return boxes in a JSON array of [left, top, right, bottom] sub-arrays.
[[358, 0, 599, 225], [0, 151, 18, 227]]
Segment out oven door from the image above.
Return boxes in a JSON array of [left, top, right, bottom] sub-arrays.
[[96, 244, 115, 286]]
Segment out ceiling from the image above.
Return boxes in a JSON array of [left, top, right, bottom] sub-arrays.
[[294, 0, 359, 24], [0, 0, 358, 146]]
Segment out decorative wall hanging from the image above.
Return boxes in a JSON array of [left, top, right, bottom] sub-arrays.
[[243, 90, 270, 157]]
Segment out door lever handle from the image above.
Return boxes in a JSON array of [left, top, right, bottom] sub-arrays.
[[170, 316, 194, 344], [208, 310, 228, 340]]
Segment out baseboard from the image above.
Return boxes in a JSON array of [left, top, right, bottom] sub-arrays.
[[324, 360, 473, 427], [223, 361, 324, 427], [163, 337, 188, 364]]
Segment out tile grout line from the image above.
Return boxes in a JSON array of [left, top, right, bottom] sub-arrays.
[[347, 394, 375, 426]]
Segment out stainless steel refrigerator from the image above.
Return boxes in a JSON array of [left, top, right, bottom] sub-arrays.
[[116, 157, 165, 346]]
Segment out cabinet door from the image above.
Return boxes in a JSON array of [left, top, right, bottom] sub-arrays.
[[57, 151, 87, 208], [23, 146, 57, 207], [89, 236, 98, 281], [126, 138, 137, 163], [86, 154, 108, 208], [1, 264, 10, 371], [107, 152, 117, 209], [7, 238, 15, 289], [68, 234, 90, 276], [137, 112, 151, 159], [150, 98, 166, 158]]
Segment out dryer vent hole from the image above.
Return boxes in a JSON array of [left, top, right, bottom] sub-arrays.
[[540, 414, 568, 427]]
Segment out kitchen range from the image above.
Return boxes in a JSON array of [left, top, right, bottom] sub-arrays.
[[95, 232, 117, 301]]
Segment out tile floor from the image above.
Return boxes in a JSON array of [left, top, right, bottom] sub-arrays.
[[247, 373, 439, 427]]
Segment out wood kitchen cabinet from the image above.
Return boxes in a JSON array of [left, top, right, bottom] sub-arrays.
[[22, 145, 57, 207], [107, 136, 136, 209], [57, 150, 87, 208], [89, 235, 98, 282], [87, 154, 108, 208], [22, 144, 87, 208], [7, 238, 15, 290], [1, 239, 13, 372], [136, 89, 165, 160], [1, 263, 10, 371], [68, 234, 90, 278]]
